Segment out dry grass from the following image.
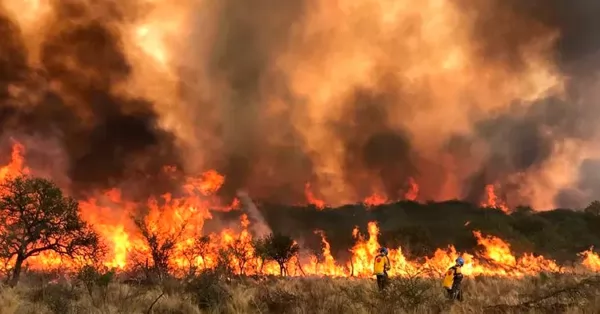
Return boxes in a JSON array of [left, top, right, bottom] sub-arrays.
[[1, 272, 600, 313]]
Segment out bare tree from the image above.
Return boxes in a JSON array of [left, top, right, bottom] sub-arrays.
[[0, 175, 102, 286]]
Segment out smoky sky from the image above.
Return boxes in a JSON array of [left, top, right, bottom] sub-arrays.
[[461, 0, 600, 71], [0, 0, 600, 209], [461, 0, 600, 208], [0, 2, 182, 199], [337, 86, 417, 200], [205, 0, 309, 200]]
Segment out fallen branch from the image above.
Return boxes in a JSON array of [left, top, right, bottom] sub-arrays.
[[146, 292, 165, 314]]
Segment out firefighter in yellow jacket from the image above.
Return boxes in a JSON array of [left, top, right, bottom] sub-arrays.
[[373, 247, 391, 291], [443, 257, 464, 301]]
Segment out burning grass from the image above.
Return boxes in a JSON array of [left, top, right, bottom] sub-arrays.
[[2, 271, 600, 313]]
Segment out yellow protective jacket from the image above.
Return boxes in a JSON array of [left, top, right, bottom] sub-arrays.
[[442, 265, 462, 289], [373, 254, 390, 275]]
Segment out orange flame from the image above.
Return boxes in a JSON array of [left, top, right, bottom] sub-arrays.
[[363, 192, 387, 207], [310, 230, 345, 276], [404, 177, 419, 201], [481, 184, 510, 213], [1, 142, 599, 278], [0, 142, 30, 182], [580, 247, 600, 272], [305, 183, 325, 210]]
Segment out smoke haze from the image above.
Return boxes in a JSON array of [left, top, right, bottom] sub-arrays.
[[1, 0, 600, 210]]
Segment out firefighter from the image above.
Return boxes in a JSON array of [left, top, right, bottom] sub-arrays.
[[443, 257, 464, 301], [373, 247, 391, 291]]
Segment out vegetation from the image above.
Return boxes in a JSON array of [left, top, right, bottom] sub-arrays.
[[224, 200, 600, 264], [260, 233, 300, 276], [0, 176, 102, 287], [3, 175, 600, 312], [2, 270, 600, 313], [132, 215, 186, 282]]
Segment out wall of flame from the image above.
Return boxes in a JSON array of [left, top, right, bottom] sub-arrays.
[[2, 142, 600, 277]]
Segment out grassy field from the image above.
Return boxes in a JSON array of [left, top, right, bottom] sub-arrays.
[[1, 271, 600, 314]]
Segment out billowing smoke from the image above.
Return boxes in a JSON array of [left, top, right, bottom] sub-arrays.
[[0, 1, 182, 199], [0, 0, 599, 210], [460, 0, 600, 209]]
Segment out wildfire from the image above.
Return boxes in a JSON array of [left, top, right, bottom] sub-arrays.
[[0, 142, 599, 279], [363, 193, 387, 207], [404, 177, 419, 201], [305, 183, 326, 210], [2, 0, 599, 287], [481, 184, 510, 213], [0, 142, 29, 182], [0, 0, 577, 228], [184, 169, 225, 196], [580, 248, 600, 272], [317, 176, 421, 209], [311, 230, 344, 276]]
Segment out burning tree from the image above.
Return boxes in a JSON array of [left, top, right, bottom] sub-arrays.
[[133, 216, 186, 281], [227, 237, 253, 275], [0, 175, 101, 286], [260, 233, 300, 276], [181, 235, 212, 276], [195, 235, 212, 269]]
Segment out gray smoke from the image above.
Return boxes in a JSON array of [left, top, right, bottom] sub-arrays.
[[236, 190, 271, 238]]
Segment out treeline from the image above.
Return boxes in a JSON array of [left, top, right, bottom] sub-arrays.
[[212, 200, 600, 264]]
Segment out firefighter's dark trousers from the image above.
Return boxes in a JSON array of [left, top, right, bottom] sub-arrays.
[[446, 287, 463, 301], [376, 274, 388, 291]]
